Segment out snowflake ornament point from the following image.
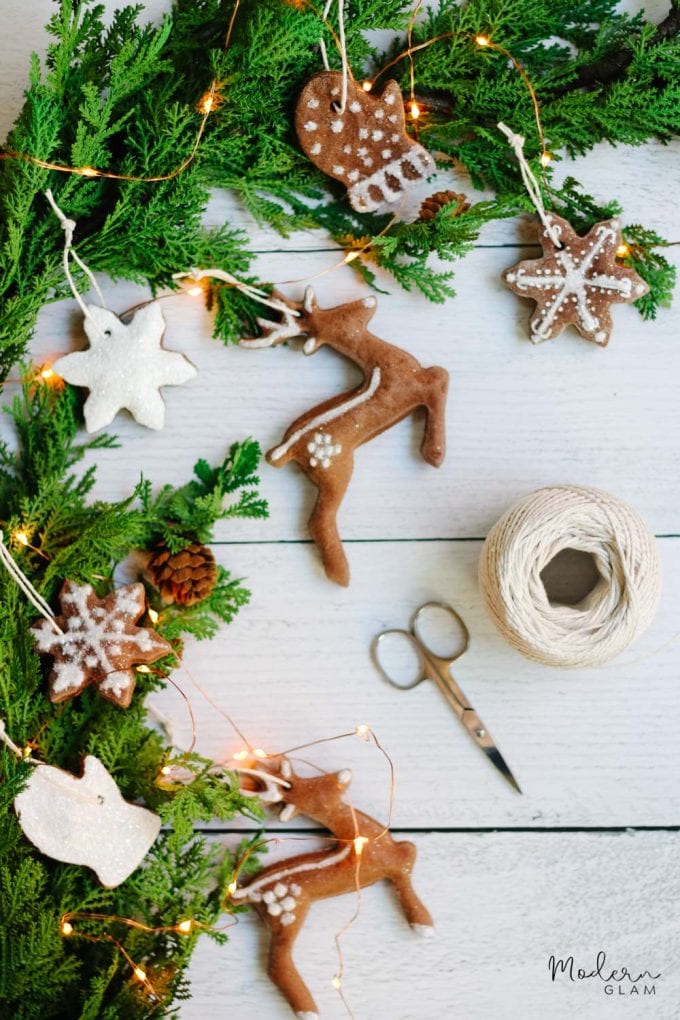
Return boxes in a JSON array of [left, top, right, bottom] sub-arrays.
[[53, 302, 197, 432], [503, 215, 649, 346], [31, 581, 172, 708]]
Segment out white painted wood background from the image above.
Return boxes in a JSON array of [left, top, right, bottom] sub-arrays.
[[2, 3, 680, 1017]]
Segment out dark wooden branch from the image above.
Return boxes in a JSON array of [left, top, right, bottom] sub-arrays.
[[551, 0, 680, 97]]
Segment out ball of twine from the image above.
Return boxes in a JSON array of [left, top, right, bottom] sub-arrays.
[[479, 485, 662, 667]]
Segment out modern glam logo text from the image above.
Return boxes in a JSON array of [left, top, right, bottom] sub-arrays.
[[548, 950, 660, 998]]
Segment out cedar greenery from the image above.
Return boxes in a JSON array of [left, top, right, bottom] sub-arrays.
[[0, 0, 678, 372], [0, 375, 266, 1017]]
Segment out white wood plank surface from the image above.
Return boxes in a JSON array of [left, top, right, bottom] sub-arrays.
[[3, 3, 680, 1018], [182, 831, 680, 1020]]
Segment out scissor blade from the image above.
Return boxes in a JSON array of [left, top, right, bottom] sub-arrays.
[[483, 744, 522, 794]]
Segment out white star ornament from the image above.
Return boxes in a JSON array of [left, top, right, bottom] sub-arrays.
[[54, 302, 197, 432]]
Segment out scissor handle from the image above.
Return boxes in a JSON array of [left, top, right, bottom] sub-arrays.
[[371, 629, 427, 690], [411, 602, 470, 663]]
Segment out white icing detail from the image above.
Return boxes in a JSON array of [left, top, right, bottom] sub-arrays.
[[358, 127, 369, 139], [291, 884, 302, 896], [231, 844, 353, 900], [374, 108, 384, 119], [307, 97, 319, 109], [267, 902, 282, 916], [635, 282, 646, 294], [347, 145, 434, 212], [391, 133, 400, 142], [280, 759, 293, 779], [296, 1013, 319, 1019], [515, 222, 633, 341], [307, 432, 342, 469], [362, 156, 374, 168], [304, 121, 318, 132], [343, 143, 352, 154], [303, 337, 317, 354], [348, 169, 359, 182], [310, 142, 321, 155], [31, 583, 164, 701], [279, 802, 297, 821], [331, 119, 344, 133], [263, 890, 275, 904], [357, 146, 367, 156], [274, 883, 288, 897], [349, 101, 361, 113], [371, 129, 384, 141], [281, 896, 297, 912], [363, 297, 377, 307], [303, 287, 316, 313], [412, 924, 435, 938], [338, 769, 352, 785], [332, 165, 345, 175], [385, 92, 395, 105], [381, 148, 392, 159], [281, 912, 296, 926], [270, 369, 381, 462], [388, 113, 398, 123], [331, 87, 339, 96]]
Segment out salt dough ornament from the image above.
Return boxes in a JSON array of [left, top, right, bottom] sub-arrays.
[[53, 301, 196, 432], [502, 214, 649, 346], [296, 71, 434, 212], [232, 758, 433, 1018], [31, 581, 172, 708], [241, 287, 449, 586], [14, 754, 161, 887]]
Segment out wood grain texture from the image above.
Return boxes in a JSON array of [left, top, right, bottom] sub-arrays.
[[2, 2, 680, 1017], [182, 831, 680, 1020]]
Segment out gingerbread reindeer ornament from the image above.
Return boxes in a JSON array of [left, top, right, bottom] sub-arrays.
[[232, 758, 433, 1019], [241, 288, 449, 586]]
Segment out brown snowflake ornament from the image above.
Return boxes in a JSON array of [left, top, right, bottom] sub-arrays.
[[295, 71, 434, 212], [31, 581, 172, 707], [503, 214, 649, 346]]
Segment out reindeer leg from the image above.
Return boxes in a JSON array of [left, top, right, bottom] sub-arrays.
[[419, 366, 449, 467], [266, 908, 319, 1019], [389, 840, 435, 936], [302, 453, 354, 587]]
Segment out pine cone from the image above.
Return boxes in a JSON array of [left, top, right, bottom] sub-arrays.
[[147, 543, 217, 606], [418, 190, 470, 222]]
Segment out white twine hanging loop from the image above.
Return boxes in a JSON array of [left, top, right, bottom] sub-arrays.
[[45, 189, 107, 334], [497, 122, 561, 247], [479, 486, 662, 668], [0, 530, 63, 635], [172, 267, 299, 344], [319, 0, 349, 113]]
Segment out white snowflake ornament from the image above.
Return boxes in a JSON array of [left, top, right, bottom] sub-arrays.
[[53, 302, 197, 432], [14, 755, 161, 887], [31, 581, 172, 708]]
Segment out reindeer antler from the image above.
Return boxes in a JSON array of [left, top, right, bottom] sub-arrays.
[[234, 766, 291, 804], [240, 290, 304, 349]]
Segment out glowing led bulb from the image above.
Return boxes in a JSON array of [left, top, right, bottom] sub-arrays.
[[362, 80, 373, 92], [232, 749, 249, 761], [355, 724, 370, 738], [187, 283, 204, 297], [616, 243, 631, 258], [177, 919, 193, 934], [227, 880, 238, 896], [331, 976, 342, 990], [136, 665, 152, 674], [79, 166, 99, 178], [160, 765, 172, 776], [409, 100, 421, 120], [40, 366, 55, 381], [475, 34, 491, 47], [134, 967, 147, 983], [540, 151, 553, 167], [353, 835, 369, 856], [14, 531, 29, 546], [344, 250, 360, 263], [147, 608, 159, 624], [253, 748, 267, 759], [202, 95, 214, 114], [61, 921, 74, 936]]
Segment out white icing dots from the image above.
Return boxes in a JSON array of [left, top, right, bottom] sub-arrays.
[[310, 142, 321, 155], [358, 127, 369, 140], [303, 121, 318, 132], [331, 119, 344, 134], [349, 101, 361, 113], [371, 129, 384, 141], [307, 97, 319, 109], [381, 149, 392, 159], [374, 108, 384, 120], [348, 169, 359, 182], [308, 432, 342, 469], [385, 92, 395, 105], [332, 165, 345, 175]]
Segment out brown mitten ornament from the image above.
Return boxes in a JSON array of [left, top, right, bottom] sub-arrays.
[[296, 71, 434, 212], [31, 581, 172, 707], [503, 214, 649, 346], [241, 288, 449, 586], [231, 758, 433, 1018]]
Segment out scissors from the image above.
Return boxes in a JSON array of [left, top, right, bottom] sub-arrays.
[[371, 602, 521, 793]]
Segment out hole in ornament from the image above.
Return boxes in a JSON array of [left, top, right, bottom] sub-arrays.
[[97, 794, 105, 804], [540, 548, 601, 606], [104, 329, 111, 337]]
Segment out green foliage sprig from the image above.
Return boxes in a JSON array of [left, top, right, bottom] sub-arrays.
[[0, 376, 267, 1018], [0, 0, 677, 368]]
